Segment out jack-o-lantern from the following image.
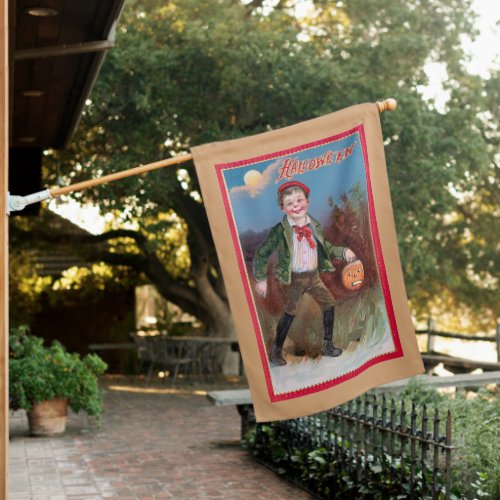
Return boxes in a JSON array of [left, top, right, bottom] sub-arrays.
[[341, 260, 365, 291]]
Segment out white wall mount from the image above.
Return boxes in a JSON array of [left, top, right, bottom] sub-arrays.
[[7, 189, 52, 215]]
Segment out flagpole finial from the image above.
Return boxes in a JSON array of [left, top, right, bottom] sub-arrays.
[[376, 98, 397, 113]]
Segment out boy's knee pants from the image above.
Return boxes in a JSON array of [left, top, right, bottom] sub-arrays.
[[281, 271, 336, 316]]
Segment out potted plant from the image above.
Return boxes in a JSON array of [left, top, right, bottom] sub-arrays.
[[9, 326, 108, 436]]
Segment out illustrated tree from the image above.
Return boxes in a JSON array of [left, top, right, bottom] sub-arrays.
[[31, 0, 497, 334]]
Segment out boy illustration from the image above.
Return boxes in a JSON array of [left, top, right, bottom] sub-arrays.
[[253, 180, 356, 366]]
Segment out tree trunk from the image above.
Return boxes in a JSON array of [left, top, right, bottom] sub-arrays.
[[193, 272, 235, 337]]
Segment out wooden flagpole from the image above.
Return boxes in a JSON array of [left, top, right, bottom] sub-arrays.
[[1, 0, 9, 496], [50, 154, 193, 197], [49, 99, 397, 199]]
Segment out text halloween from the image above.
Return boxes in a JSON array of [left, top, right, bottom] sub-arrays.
[[276, 141, 356, 183]]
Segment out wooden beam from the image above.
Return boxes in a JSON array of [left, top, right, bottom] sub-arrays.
[[207, 371, 500, 406], [421, 353, 500, 372], [375, 370, 500, 392], [0, 0, 9, 497], [14, 39, 115, 60]]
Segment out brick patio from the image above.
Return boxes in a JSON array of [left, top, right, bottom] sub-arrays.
[[8, 377, 311, 499]]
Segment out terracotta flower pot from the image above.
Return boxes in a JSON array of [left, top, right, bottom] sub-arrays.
[[27, 397, 69, 436]]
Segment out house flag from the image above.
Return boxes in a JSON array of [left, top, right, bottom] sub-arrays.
[[191, 103, 424, 422]]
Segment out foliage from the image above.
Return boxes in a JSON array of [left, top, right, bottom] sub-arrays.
[[245, 422, 448, 498], [9, 326, 108, 417], [401, 381, 499, 497], [8, 211, 139, 329], [8, 249, 52, 326], [443, 389, 500, 499], [400, 377, 447, 406], [41, 0, 499, 331], [244, 383, 499, 498]]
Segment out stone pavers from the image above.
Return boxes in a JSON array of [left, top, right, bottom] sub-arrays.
[[9, 378, 311, 499]]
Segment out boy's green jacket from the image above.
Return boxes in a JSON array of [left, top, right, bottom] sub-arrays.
[[253, 215, 346, 285]]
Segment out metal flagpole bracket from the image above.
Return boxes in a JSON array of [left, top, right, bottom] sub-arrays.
[[7, 189, 52, 215]]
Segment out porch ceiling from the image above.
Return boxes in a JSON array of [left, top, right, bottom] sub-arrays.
[[9, 0, 125, 150]]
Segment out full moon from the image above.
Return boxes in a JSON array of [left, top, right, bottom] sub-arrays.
[[243, 170, 262, 186]]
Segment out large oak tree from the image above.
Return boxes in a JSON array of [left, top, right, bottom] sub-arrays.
[[34, 0, 497, 334]]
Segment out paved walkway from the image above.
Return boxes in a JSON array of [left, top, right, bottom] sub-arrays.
[[9, 377, 311, 499]]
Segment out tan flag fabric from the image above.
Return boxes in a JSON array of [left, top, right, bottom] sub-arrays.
[[191, 103, 423, 422]]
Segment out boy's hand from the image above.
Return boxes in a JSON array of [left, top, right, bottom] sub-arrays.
[[344, 248, 356, 262], [255, 280, 268, 298]]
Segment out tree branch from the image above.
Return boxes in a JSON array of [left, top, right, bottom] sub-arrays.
[[85, 249, 144, 268], [91, 229, 147, 245]]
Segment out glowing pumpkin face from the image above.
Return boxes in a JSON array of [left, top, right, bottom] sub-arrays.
[[341, 260, 365, 290]]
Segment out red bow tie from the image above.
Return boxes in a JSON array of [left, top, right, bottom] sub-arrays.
[[293, 224, 316, 249]]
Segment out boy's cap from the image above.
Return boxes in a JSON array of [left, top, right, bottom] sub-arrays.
[[278, 181, 310, 195]]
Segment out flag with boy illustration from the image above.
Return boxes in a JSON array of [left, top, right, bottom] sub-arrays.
[[191, 103, 423, 422]]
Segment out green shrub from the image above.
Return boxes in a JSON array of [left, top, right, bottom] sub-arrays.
[[245, 382, 499, 498], [246, 422, 443, 499], [9, 325, 108, 418], [445, 390, 499, 499], [401, 380, 499, 498]]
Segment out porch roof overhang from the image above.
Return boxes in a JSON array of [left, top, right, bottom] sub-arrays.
[[10, 0, 125, 151]]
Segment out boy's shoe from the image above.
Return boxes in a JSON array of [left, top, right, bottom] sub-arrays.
[[322, 340, 342, 357], [270, 344, 287, 366]]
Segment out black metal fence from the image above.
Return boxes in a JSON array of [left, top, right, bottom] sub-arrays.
[[248, 393, 454, 499]]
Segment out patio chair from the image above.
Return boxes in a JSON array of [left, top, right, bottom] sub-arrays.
[[160, 337, 193, 386], [200, 342, 228, 381], [130, 333, 192, 386]]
